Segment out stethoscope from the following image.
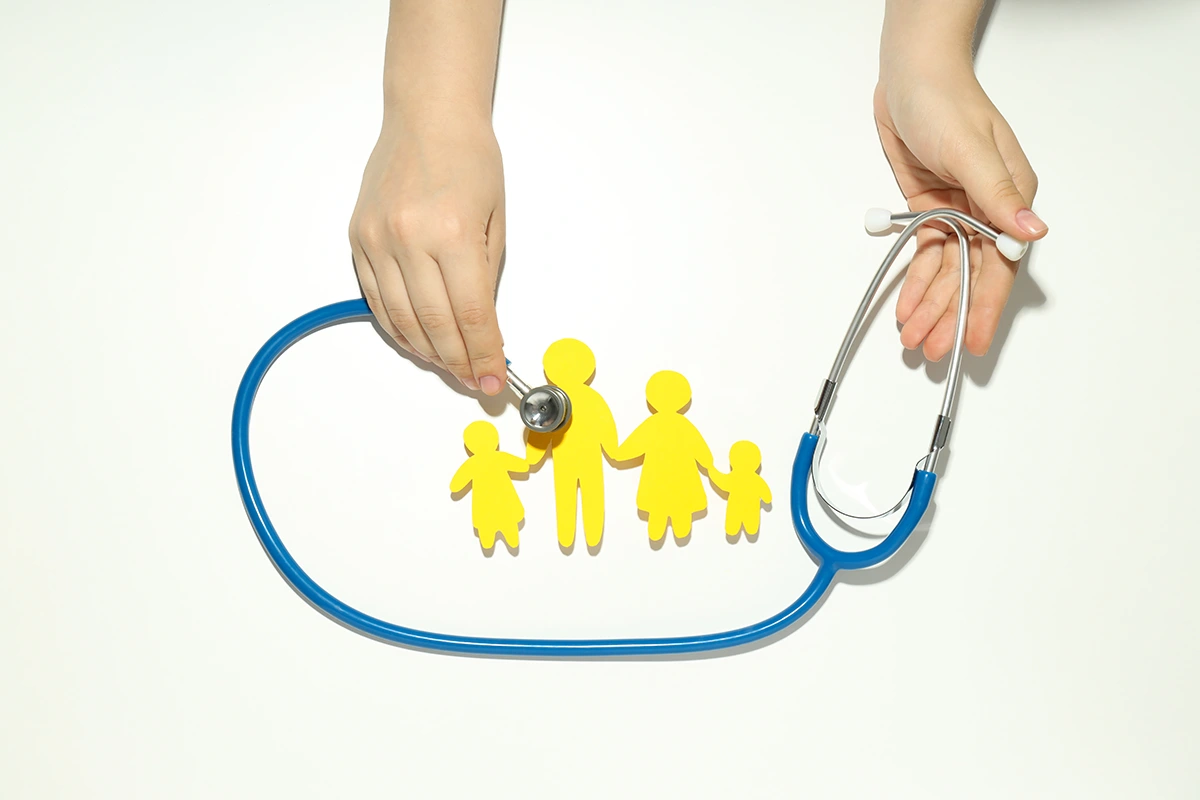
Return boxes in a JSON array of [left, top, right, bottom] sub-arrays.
[[232, 207, 1026, 657]]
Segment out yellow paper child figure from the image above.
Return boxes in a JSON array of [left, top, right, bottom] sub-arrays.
[[613, 370, 714, 542], [708, 441, 772, 538], [525, 339, 618, 550], [450, 421, 530, 552]]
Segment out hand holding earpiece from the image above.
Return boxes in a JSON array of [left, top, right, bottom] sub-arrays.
[[875, 2, 1047, 361]]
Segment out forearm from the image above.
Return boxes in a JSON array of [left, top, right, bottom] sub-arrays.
[[382, 0, 503, 127], [880, 0, 984, 75]]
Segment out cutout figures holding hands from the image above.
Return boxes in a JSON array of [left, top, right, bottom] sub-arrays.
[[451, 339, 771, 554]]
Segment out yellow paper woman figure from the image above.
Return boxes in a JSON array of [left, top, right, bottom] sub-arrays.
[[450, 421, 530, 552], [708, 441, 772, 538], [613, 370, 713, 542]]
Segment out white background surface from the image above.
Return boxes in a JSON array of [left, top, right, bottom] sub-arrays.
[[2, 1, 1198, 797]]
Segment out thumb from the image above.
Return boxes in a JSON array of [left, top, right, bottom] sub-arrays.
[[949, 136, 1047, 242]]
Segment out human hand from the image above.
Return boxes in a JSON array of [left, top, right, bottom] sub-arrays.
[[349, 114, 507, 394], [874, 57, 1046, 361]]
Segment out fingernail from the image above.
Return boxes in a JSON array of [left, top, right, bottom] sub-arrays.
[[1015, 209, 1047, 236], [480, 375, 502, 395], [463, 376, 480, 391]]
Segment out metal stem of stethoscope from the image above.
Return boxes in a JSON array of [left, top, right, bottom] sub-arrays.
[[809, 208, 1028, 521]]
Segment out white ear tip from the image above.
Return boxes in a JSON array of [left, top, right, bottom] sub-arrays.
[[996, 233, 1029, 261], [864, 208, 894, 235]]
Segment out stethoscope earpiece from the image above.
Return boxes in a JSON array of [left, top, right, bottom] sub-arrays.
[[864, 207, 1030, 261]]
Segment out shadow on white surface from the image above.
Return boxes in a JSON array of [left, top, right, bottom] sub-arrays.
[[974, 0, 998, 53]]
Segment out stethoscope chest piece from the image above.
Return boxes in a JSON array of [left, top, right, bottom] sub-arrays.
[[506, 359, 572, 434], [517, 385, 572, 433]]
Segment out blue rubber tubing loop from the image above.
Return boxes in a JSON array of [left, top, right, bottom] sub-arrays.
[[231, 299, 923, 657], [789, 432, 935, 571]]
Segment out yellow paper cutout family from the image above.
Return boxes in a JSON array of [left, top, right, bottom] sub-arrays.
[[451, 339, 770, 553]]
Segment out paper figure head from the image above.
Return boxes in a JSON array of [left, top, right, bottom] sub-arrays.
[[646, 370, 691, 413], [543, 338, 595, 386], [463, 420, 500, 454], [729, 440, 761, 471]]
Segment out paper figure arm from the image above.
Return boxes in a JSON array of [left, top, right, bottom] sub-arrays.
[[708, 467, 730, 492], [450, 461, 473, 493], [611, 423, 648, 463], [502, 453, 531, 475], [525, 431, 550, 467], [695, 433, 714, 472], [598, 403, 620, 461]]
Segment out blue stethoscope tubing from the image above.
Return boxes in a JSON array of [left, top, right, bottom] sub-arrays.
[[231, 297, 935, 658]]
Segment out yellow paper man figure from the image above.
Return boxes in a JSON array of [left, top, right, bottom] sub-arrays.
[[708, 441, 772, 538], [613, 370, 713, 542], [525, 339, 618, 550], [450, 420, 530, 551]]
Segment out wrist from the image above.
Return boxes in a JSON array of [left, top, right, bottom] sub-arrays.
[[382, 56, 496, 130], [880, 40, 975, 86], [381, 92, 494, 138], [878, 40, 979, 106], [379, 0, 502, 138], [879, 1, 981, 82]]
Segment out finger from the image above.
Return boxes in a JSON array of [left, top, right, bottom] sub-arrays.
[[373, 252, 442, 366], [397, 250, 477, 389], [965, 240, 1017, 357], [351, 242, 424, 361], [901, 233, 964, 354], [903, 188, 972, 237], [924, 236, 983, 360], [486, 204, 506, 349], [993, 119, 1040, 207], [896, 226, 946, 324], [487, 202, 506, 276], [437, 243, 507, 397], [915, 244, 963, 360], [946, 131, 1047, 242], [923, 303, 958, 362]]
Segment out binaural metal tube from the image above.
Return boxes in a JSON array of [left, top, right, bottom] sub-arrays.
[[809, 210, 975, 482], [924, 218, 970, 474], [888, 208, 1003, 242], [938, 219, 970, 421], [808, 212, 925, 435]]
